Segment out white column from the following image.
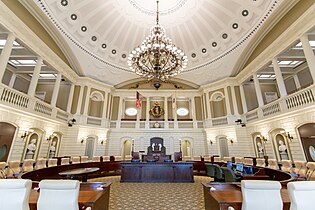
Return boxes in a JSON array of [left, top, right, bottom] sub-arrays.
[[224, 87, 232, 115], [164, 97, 168, 129], [75, 85, 84, 115], [293, 75, 301, 90], [301, 35, 315, 81], [8, 73, 16, 88], [253, 73, 264, 107], [0, 33, 15, 81], [202, 93, 207, 120], [83, 86, 91, 115], [146, 97, 151, 128], [116, 97, 123, 128], [272, 58, 287, 97], [101, 92, 109, 118], [66, 84, 75, 113], [205, 92, 211, 119], [190, 96, 197, 128], [28, 57, 43, 97], [51, 73, 62, 107], [239, 84, 248, 113], [231, 86, 239, 115]]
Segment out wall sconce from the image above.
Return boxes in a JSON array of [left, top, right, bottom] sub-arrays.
[[281, 130, 293, 142], [209, 140, 213, 145], [20, 129, 34, 140], [261, 136, 268, 142], [235, 119, 246, 127], [46, 133, 57, 141], [80, 138, 85, 144], [68, 118, 76, 127], [100, 140, 105, 145], [230, 139, 234, 144]]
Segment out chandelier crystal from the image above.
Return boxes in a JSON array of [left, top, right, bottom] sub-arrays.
[[127, 0, 188, 81]]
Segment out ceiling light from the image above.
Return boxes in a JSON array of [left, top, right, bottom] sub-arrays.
[[176, 108, 189, 116], [125, 108, 138, 116], [127, 0, 188, 82]]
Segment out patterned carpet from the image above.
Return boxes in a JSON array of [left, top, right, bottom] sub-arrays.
[[89, 176, 213, 210]]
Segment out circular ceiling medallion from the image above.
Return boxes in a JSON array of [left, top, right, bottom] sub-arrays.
[[125, 107, 138, 116], [128, 0, 188, 16], [176, 108, 189, 116]]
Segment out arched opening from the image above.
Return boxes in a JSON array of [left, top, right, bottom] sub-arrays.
[[298, 123, 315, 162], [217, 136, 229, 157], [47, 132, 62, 158], [270, 128, 292, 161], [182, 140, 191, 157], [85, 136, 96, 160], [122, 140, 132, 160], [22, 128, 44, 161], [0, 122, 17, 162], [251, 132, 266, 158]]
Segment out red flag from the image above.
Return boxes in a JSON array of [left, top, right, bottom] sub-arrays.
[[136, 91, 142, 109]]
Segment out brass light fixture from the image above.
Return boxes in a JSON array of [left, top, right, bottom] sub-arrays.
[[128, 0, 188, 81]]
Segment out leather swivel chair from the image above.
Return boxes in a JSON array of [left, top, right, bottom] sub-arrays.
[[268, 159, 279, 170], [80, 156, 88, 163], [243, 158, 253, 166], [0, 162, 7, 178], [205, 163, 215, 178], [256, 158, 266, 167], [234, 157, 244, 164], [203, 156, 211, 162], [241, 180, 283, 210], [71, 156, 80, 164], [22, 159, 35, 172], [182, 156, 192, 161], [213, 157, 222, 162], [287, 181, 315, 210], [102, 156, 110, 162], [306, 162, 315, 180], [221, 167, 241, 182], [37, 180, 80, 210], [47, 159, 57, 167], [60, 157, 70, 165], [92, 156, 100, 162], [7, 160, 21, 177], [114, 156, 122, 161], [223, 157, 232, 163], [193, 156, 201, 161], [281, 160, 293, 173], [0, 179, 32, 210], [124, 155, 132, 161], [35, 158, 47, 170], [293, 161, 308, 178], [212, 164, 224, 182]]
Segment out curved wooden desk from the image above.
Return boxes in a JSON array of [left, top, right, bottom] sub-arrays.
[[21, 161, 121, 181], [58, 167, 100, 182]]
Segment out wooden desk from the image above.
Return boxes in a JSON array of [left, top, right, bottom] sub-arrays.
[[58, 167, 100, 182], [121, 162, 194, 183], [29, 182, 111, 210], [202, 183, 290, 210]]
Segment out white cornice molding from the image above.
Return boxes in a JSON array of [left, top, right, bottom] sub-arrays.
[[237, 3, 315, 84], [0, 1, 78, 83], [76, 77, 113, 92]]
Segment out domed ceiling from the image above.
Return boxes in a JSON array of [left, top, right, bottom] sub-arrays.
[[28, 0, 286, 86]]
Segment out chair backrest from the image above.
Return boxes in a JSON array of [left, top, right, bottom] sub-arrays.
[[92, 156, 100, 162], [287, 181, 315, 210], [234, 157, 244, 164], [61, 158, 70, 165], [221, 167, 238, 182], [205, 163, 215, 178], [0, 162, 7, 179], [0, 179, 32, 210], [114, 156, 122, 161], [306, 162, 315, 180], [80, 156, 88, 163], [241, 180, 283, 210], [243, 159, 253, 166], [22, 159, 35, 172], [182, 156, 192, 161], [293, 161, 307, 177], [268, 159, 279, 170], [281, 160, 293, 173], [193, 156, 201, 161], [213, 157, 222, 162], [223, 157, 232, 163], [256, 158, 265, 167], [124, 155, 132, 161], [203, 156, 211, 162], [47, 159, 57, 167], [7, 160, 21, 177], [38, 180, 80, 210], [35, 158, 47, 170], [212, 164, 224, 180], [102, 156, 110, 162], [71, 157, 80, 164]]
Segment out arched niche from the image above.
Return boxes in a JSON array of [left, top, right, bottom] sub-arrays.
[[122, 140, 132, 159], [210, 91, 226, 118], [182, 140, 192, 157], [0, 122, 17, 162], [46, 132, 62, 158], [297, 123, 315, 162], [251, 132, 266, 158], [22, 128, 44, 161], [216, 135, 229, 157], [269, 128, 292, 161], [88, 91, 105, 118], [85, 135, 97, 160]]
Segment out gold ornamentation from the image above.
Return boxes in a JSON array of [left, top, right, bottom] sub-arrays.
[[149, 102, 164, 117]]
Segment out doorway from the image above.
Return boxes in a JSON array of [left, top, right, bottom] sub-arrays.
[[0, 122, 16, 162], [182, 140, 191, 157], [122, 140, 132, 160], [218, 137, 229, 157], [85, 137, 96, 160]]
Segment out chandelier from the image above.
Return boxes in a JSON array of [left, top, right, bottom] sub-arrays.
[[127, 0, 188, 81]]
